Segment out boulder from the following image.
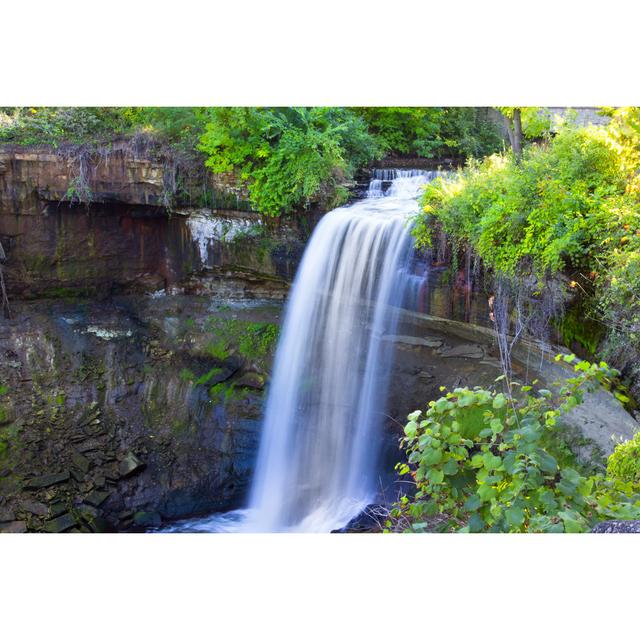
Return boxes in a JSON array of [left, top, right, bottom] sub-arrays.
[[88, 516, 116, 533], [133, 511, 162, 529], [49, 502, 69, 518], [19, 499, 48, 517], [0, 505, 16, 522], [71, 452, 91, 474], [83, 490, 110, 507], [0, 520, 27, 533], [43, 513, 76, 533], [118, 452, 145, 478], [24, 471, 70, 489], [69, 468, 85, 482]]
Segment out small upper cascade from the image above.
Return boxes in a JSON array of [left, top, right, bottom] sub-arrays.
[[366, 168, 447, 199]]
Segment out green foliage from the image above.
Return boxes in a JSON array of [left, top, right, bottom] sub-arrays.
[[1, 106, 506, 219], [198, 107, 381, 216], [199, 107, 504, 216], [415, 107, 640, 363], [204, 316, 279, 367], [179, 368, 196, 383], [0, 107, 136, 147], [0, 107, 206, 159], [607, 431, 640, 484], [352, 107, 503, 159], [496, 107, 555, 140], [194, 367, 223, 387], [417, 123, 631, 276], [391, 355, 640, 533], [555, 304, 604, 356]]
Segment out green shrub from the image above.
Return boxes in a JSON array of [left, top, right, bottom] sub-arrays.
[[351, 107, 503, 159], [0, 107, 136, 147], [607, 431, 640, 484], [415, 123, 631, 276], [390, 355, 640, 533], [198, 107, 381, 216]]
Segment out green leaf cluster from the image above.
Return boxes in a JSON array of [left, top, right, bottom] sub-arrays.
[[414, 108, 640, 359], [416, 120, 635, 276], [607, 430, 640, 485], [391, 355, 640, 533], [198, 107, 381, 217], [351, 107, 503, 159]]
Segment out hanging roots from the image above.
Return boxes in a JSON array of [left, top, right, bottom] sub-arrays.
[[490, 273, 565, 384]]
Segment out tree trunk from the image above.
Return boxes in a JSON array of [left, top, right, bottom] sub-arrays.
[[512, 108, 523, 162], [501, 108, 523, 162]]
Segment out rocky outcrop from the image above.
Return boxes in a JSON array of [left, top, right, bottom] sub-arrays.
[[0, 145, 313, 301], [0, 295, 282, 532]]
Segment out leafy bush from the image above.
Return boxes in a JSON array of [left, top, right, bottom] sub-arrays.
[[198, 107, 381, 216], [352, 107, 503, 159], [390, 355, 640, 533], [0, 107, 136, 147], [416, 122, 632, 276], [607, 431, 640, 484], [1, 106, 507, 218], [415, 107, 640, 381]]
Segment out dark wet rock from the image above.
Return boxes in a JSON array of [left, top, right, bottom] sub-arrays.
[[117, 510, 134, 527], [133, 511, 162, 528], [69, 468, 84, 482], [0, 505, 16, 522], [437, 343, 485, 359], [43, 513, 77, 533], [88, 516, 116, 533], [83, 490, 110, 507], [0, 520, 27, 533], [49, 502, 69, 518], [592, 520, 640, 533], [76, 439, 105, 453], [19, 499, 48, 517], [76, 505, 99, 521], [24, 471, 70, 489], [331, 504, 389, 533], [233, 372, 265, 390], [382, 334, 443, 348], [0, 297, 272, 529], [71, 452, 91, 474], [118, 452, 145, 479]]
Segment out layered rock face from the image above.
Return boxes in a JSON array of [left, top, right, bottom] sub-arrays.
[[0, 145, 308, 300], [0, 146, 310, 532], [0, 296, 281, 532]]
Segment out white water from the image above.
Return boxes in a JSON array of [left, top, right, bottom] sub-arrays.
[[166, 170, 435, 533]]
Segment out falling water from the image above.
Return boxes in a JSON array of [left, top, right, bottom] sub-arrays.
[[167, 169, 437, 533], [246, 169, 434, 532]]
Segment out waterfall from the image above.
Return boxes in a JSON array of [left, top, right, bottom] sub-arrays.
[[166, 168, 438, 533], [244, 169, 433, 532]]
